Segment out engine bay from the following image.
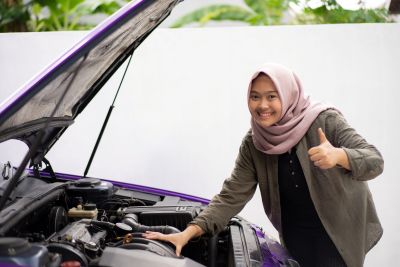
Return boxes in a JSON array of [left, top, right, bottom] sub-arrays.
[[0, 176, 258, 267]]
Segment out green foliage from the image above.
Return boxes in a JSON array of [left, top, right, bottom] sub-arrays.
[[1, 0, 393, 32], [0, 0, 30, 32], [30, 0, 86, 31], [171, 5, 254, 27], [296, 2, 392, 24], [0, 0, 129, 32], [244, 0, 295, 25], [172, 0, 297, 27], [171, 0, 392, 28]]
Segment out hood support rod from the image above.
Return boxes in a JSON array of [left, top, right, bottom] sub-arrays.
[[83, 52, 133, 178]]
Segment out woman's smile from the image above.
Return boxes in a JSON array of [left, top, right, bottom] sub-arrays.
[[257, 110, 274, 119]]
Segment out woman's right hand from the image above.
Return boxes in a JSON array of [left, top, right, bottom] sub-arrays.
[[142, 224, 204, 256]]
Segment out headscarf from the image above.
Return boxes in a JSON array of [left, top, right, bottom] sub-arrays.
[[249, 63, 336, 154]]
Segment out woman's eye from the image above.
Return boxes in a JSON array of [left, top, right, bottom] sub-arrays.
[[250, 95, 259, 100], [268, 95, 277, 100]]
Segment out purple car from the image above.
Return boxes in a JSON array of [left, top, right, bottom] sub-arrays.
[[0, 1, 299, 266]]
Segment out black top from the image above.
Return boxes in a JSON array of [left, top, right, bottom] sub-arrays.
[[278, 148, 323, 229]]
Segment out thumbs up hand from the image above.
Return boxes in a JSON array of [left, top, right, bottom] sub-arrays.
[[308, 128, 340, 170]]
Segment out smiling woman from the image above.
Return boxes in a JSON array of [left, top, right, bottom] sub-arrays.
[[248, 74, 282, 128], [144, 63, 384, 267]]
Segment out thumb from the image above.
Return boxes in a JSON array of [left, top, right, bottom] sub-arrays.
[[176, 245, 182, 257], [318, 128, 328, 144]]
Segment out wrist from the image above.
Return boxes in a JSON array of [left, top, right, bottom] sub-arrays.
[[183, 224, 204, 241], [334, 147, 351, 170]]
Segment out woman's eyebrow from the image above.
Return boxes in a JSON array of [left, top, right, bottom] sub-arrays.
[[250, 89, 277, 93]]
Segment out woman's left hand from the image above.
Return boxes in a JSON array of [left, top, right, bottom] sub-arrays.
[[308, 128, 350, 170]]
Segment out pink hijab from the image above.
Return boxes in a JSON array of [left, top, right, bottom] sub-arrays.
[[249, 63, 334, 155]]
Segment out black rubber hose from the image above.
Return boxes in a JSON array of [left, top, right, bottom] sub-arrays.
[[81, 219, 115, 229], [121, 214, 181, 234]]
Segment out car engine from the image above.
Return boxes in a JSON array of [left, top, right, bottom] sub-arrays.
[[0, 176, 234, 267]]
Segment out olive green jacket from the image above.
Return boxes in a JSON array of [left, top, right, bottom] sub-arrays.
[[192, 109, 383, 267]]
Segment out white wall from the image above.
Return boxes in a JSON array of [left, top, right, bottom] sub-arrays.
[[0, 24, 399, 266]]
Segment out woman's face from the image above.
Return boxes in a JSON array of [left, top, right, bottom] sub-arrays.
[[248, 74, 282, 128]]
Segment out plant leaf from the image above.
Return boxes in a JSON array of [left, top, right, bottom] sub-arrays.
[[78, 0, 127, 14], [171, 5, 254, 28]]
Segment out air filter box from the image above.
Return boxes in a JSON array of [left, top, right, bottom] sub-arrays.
[[124, 196, 203, 231]]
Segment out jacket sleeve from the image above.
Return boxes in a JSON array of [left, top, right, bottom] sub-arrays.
[[190, 136, 258, 235], [325, 110, 384, 181]]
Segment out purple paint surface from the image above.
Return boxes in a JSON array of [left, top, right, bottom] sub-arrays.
[[31, 169, 210, 205], [250, 224, 295, 267]]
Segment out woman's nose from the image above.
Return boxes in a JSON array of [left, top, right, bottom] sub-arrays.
[[260, 98, 269, 108]]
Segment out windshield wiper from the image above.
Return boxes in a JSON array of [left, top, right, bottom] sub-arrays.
[[83, 53, 133, 177], [0, 55, 88, 211]]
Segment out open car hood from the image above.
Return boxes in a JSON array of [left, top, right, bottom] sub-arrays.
[[0, 0, 181, 165]]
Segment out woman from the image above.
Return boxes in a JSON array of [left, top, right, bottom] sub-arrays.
[[143, 63, 383, 267]]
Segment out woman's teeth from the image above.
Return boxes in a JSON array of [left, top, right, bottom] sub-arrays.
[[259, 112, 272, 118]]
